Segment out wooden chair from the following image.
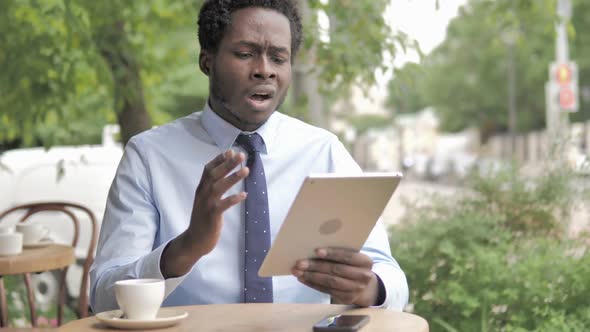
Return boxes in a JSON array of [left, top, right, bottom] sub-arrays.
[[0, 202, 98, 328]]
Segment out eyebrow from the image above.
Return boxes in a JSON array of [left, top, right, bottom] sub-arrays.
[[234, 41, 290, 55]]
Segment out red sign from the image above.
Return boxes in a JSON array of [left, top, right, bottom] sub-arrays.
[[559, 87, 575, 109]]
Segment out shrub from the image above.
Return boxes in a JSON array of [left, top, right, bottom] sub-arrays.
[[4, 275, 77, 328], [390, 164, 590, 331]]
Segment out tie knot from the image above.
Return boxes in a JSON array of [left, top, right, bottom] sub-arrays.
[[236, 133, 265, 153]]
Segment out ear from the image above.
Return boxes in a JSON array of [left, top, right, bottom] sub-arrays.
[[199, 50, 212, 76]]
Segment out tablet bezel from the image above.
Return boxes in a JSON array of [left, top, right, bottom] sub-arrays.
[[258, 172, 402, 277]]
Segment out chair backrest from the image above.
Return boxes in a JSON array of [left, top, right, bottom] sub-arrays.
[[0, 202, 98, 319]]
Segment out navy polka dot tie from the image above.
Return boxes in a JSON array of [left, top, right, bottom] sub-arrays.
[[236, 133, 273, 303]]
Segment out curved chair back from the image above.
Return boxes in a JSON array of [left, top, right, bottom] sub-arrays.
[[0, 202, 98, 327]]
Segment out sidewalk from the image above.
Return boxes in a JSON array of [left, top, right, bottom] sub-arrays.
[[381, 180, 458, 226]]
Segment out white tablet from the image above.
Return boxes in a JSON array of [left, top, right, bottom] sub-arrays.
[[258, 172, 403, 277]]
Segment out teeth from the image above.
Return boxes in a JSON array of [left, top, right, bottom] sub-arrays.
[[251, 93, 270, 101]]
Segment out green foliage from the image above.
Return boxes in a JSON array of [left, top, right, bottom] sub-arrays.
[[0, 1, 109, 146], [570, 0, 590, 124], [386, 62, 428, 114], [387, 0, 590, 134], [427, 0, 555, 133], [4, 275, 77, 327], [304, 0, 412, 94], [0, 0, 207, 147], [0, 0, 411, 148], [469, 164, 573, 234], [391, 164, 590, 331]]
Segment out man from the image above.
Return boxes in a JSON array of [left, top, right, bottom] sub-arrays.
[[90, 0, 408, 312]]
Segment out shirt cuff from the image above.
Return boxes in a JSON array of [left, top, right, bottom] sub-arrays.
[[373, 274, 387, 306], [136, 238, 193, 300], [371, 264, 409, 310]]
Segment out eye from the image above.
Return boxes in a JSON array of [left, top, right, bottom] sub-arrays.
[[271, 56, 287, 65], [236, 52, 252, 59]]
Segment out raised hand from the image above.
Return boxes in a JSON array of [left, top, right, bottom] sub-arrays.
[[186, 149, 249, 256], [161, 149, 249, 277]]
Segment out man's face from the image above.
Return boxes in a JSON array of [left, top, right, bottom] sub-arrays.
[[201, 7, 293, 132]]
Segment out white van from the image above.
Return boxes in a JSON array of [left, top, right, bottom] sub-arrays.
[[0, 128, 123, 310]]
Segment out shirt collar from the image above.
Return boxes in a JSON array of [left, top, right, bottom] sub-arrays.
[[200, 101, 279, 154]]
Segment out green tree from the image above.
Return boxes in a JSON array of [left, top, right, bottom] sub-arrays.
[[387, 0, 590, 139], [288, 0, 410, 128], [570, 0, 590, 123], [307, 0, 405, 92], [386, 62, 428, 114], [426, 0, 556, 136], [0, 0, 410, 148], [0, 0, 206, 147]]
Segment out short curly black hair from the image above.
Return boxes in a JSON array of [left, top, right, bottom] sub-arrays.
[[198, 0, 303, 58]]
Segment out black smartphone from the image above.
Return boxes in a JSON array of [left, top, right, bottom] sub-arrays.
[[313, 314, 370, 332]]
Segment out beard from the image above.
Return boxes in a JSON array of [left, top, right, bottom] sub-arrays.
[[208, 75, 288, 130]]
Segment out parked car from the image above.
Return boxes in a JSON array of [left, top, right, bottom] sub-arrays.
[[0, 134, 123, 310]]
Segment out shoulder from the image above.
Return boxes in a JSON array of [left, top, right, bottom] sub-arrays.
[[273, 112, 339, 145], [272, 112, 359, 172], [127, 112, 206, 151]]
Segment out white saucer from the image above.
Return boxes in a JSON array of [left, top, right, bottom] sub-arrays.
[[96, 308, 188, 330], [23, 240, 53, 249]]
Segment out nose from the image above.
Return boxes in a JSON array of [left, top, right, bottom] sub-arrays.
[[251, 57, 276, 81]]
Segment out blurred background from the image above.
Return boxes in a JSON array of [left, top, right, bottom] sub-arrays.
[[0, 0, 589, 330]]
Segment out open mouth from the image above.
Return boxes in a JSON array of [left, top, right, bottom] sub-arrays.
[[246, 86, 276, 109], [249, 93, 272, 102]]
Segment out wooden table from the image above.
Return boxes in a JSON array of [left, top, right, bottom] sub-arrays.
[[59, 303, 429, 332], [0, 244, 75, 327], [0, 244, 75, 275]]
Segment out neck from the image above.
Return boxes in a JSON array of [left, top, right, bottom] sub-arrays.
[[207, 99, 266, 132]]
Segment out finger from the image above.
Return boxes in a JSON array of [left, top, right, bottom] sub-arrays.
[[211, 166, 250, 198], [201, 150, 244, 184], [298, 270, 364, 292], [197, 151, 234, 191], [209, 150, 246, 180], [217, 192, 248, 212], [203, 151, 231, 175], [297, 277, 358, 304], [295, 259, 374, 284], [315, 248, 373, 269]]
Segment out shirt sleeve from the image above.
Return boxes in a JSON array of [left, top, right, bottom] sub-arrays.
[[328, 137, 409, 311], [89, 137, 190, 314], [362, 220, 409, 310]]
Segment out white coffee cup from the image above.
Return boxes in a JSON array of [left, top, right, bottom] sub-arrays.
[[0, 226, 15, 234], [115, 279, 165, 320], [0, 232, 23, 256], [16, 223, 50, 245]]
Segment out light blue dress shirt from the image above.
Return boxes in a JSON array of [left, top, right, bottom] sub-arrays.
[[90, 105, 409, 313]]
